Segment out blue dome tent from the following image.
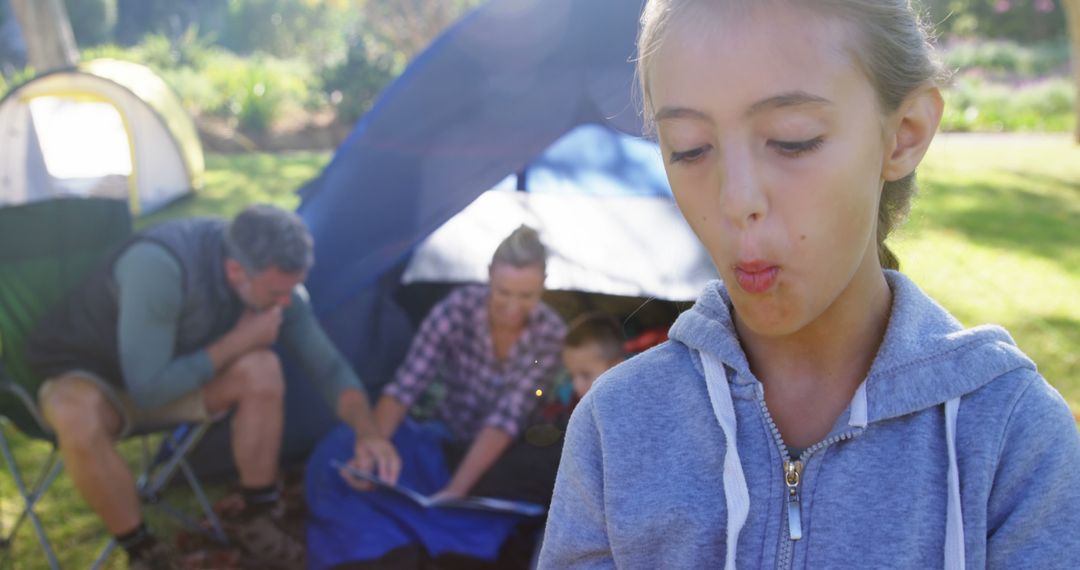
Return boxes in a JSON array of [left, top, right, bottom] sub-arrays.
[[188, 0, 716, 475]]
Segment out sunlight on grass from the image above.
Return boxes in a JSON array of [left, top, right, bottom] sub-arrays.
[[0, 426, 226, 569], [137, 152, 330, 229], [894, 134, 1080, 412]]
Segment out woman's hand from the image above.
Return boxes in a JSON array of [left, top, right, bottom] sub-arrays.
[[340, 433, 401, 490], [432, 486, 467, 501]]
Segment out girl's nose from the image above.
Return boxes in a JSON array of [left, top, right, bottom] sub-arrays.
[[719, 146, 767, 229]]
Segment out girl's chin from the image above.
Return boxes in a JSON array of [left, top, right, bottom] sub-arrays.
[[732, 301, 806, 338]]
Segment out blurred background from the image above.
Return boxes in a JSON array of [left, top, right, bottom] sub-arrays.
[[0, 1, 1076, 568], [0, 0, 1074, 147]]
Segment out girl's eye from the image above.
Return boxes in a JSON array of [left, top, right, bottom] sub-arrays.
[[669, 145, 711, 164], [768, 136, 824, 157]]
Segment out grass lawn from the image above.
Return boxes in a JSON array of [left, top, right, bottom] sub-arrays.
[[896, 134, 1080, 416], [1, 134, 1077, 568]]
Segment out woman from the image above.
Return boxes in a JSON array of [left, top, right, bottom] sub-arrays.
[[307, 225, 565, 569], [539, 1, 1080, 568], [371, 224, 566, 499]]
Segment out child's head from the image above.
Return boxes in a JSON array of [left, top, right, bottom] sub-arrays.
[[636, 0, 944, 337], [562, 312, 626, 398]]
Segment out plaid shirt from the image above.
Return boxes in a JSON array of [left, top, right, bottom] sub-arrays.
[[383, 285, 566, 441]]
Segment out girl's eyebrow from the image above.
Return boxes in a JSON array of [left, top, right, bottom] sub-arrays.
[[653, 91, 833, 124], [653, 106, 711, 123], [746, 91, 832, 117]]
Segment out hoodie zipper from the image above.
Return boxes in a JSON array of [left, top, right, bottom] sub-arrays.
[[784, 459, 804, 540], [756, 386, 864, 570]]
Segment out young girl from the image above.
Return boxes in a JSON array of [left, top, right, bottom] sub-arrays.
[[539, 1, 1080, 568]]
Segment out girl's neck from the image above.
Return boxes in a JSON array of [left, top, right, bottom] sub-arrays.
[[737, 264, 893, 397], [735, 262, 892, 448]]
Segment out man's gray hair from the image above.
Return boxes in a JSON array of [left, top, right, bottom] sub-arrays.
[[225, 204, 314, 274], [491, 225, 546, 272]]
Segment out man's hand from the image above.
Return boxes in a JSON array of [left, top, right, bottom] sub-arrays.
[[233, 306, 283, 351], [340, 433, 401, 491]]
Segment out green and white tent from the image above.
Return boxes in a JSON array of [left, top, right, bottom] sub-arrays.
[[0, 59, 203, 214]]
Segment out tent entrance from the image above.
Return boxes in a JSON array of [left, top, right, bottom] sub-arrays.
[[28, 96, 133, 202]]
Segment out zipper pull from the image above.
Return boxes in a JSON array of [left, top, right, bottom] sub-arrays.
[[785, 460, 803, 540]]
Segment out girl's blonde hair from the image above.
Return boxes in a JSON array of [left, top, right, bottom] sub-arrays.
[[637, 0, 945, 270]]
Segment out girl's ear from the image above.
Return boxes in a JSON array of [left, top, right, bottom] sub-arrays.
[[882, 86, 944, 182]]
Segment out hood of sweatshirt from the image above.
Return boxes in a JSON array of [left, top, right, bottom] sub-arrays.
[[668, 270, 1036, 423]]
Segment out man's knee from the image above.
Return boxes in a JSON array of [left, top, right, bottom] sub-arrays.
[[227, 350, 285, 400], [41, 379, 123, 447]]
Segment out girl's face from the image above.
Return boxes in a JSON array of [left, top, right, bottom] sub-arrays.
[[648, 5, 895, 337]]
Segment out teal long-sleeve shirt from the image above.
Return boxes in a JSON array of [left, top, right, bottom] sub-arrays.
[[114, 242, 362, 410]]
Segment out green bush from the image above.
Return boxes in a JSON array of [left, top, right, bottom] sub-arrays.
[[0, 66, 39, 96], [84, 36, 324, 136], [217, 0, 356, 63], [319, 39, 398, 125], [84, 30, 217, 71], [941, 76, 1076, 132], [941, 39, 1071, 79], [199, 53, 315, 134], [919, 0, 1067, 42]]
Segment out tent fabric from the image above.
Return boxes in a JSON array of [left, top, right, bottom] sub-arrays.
[[402, 189, 714, 301], [82, 59, 205, 191], [403, 124, 715, 301], [0, 59, 203, 214], [299, 0, 646, 312], [297, 0, 648, 376]]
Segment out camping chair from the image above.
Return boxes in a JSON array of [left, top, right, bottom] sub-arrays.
[[0, 198, 225, 568]]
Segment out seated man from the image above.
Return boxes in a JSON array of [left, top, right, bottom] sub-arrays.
[[27, 204, 400, 570]]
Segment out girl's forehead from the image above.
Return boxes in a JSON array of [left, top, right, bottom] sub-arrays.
[[647, 5, 864, 118]]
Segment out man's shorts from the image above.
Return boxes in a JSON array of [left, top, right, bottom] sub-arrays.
[[37, 370, 212, 438]]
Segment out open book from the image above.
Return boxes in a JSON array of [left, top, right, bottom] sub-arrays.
[[331, 460, 546, 517]]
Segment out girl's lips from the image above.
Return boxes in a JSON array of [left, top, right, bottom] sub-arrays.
[[733, 265, 779, 294]]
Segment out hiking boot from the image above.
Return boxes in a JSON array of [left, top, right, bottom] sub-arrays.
[[223, 508, 306, 569], [127, 540, 180, 570]]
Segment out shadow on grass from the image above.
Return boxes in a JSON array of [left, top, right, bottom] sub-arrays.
[[1010, 314, 1080, 399], [917, 179, 1080, 274], [1004, 170, 1080, 196]]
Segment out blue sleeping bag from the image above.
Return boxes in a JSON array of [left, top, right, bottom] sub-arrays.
[[305, 420, 536, 569]]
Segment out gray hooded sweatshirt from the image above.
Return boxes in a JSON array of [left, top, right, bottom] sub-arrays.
[[539, 271, 1080, 569]]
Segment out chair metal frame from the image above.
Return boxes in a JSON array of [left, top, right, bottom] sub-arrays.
[[0, 376, 228, 569]]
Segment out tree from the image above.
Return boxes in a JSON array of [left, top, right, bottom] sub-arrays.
[[1065, 0, 1080, 142], [10, 0, 78, 71]]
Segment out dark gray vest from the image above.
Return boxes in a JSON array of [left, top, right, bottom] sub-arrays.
[[28, 218, 244, 387]]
